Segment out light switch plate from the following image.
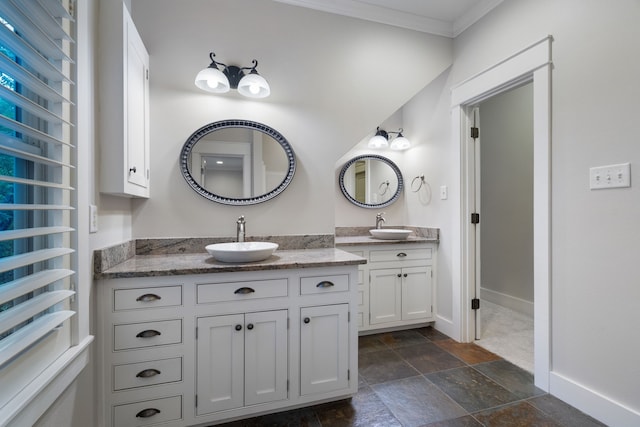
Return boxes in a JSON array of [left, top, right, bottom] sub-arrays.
[[89, 204, 98, 233], [589, 163, 631, 190], [440, 185, 448, 200]]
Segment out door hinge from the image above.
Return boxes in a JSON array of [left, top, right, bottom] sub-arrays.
[[287, 379, 290, 391], [287, 317, 290, 329], [195, 327, 198, 340], [431, 305, 433, 313], [471, 126, 479, 139], [347, 369, 350, 381], [471, 213, 480, 224], [195, 394, 198, 407], [348, 312, 351, 322], [471, 298, 480, 310], [146, 68, 149, 80]]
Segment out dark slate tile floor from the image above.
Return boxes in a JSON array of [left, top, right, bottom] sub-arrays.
[[215, 327, 607, 427]]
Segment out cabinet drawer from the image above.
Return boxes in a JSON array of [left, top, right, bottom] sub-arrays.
[[370, 247, 432, 263], [114, 319, 182, 351], [113, 395, 182, 426], [300, 274, 349, 295], [197, 279, 288, 304], [113, 357, 182, 391], [113, 286, 182, 311]]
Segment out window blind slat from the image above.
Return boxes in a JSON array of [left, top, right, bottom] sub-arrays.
[[0, 22, 71, 84], [0, 84, 73, 127], [0, 115, 71, 148], [0, 139, 74, 169], [0, 52, 71, 104], [0, 226, 74, 242], [0, 269, 74, 306], [0, 203, 73, 211], [37, 0, 74, 22], [0, 248, 74, 274], [0, 311, 75, 368], [0, 290, 75, 336], [0, 175, 74, 191]]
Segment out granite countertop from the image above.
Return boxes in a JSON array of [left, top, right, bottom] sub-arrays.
[[334, 226, 439, 247], [95, 247, 366, 280]]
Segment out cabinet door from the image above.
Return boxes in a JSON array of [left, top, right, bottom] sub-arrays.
[[125, 12, 149, 190], [401, 266, 432, 321], [244, 310, 288, 406], [196, 314, 244, 415], [369, 269, 402, 324], [300, 304, 349, 395]]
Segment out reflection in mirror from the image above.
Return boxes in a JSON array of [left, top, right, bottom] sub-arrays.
[[339, 154, 403, 208], [180, 120, 295, 205]]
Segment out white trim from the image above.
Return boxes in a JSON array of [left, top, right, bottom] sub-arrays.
[[451, 36, 552, 392], [2, 336, 93, 427], [480, 287, 534, 317], [434, 315, 455, 338], [550, 372, 640, 427]]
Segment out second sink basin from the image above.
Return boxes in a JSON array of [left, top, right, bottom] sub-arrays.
[[369, 229, 412, 240], [206, 241, 278, 263]]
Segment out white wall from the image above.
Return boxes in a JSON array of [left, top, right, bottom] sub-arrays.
[[129, 0, 452, 239], [479, 83, 534, 306], [411, 0, 640, 424]]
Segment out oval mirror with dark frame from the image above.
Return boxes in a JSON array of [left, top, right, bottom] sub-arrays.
[[180, 120, 296, 205], [339, 154, 404, 208]]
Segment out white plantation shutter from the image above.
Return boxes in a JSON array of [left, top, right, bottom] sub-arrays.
[[0, 0, 76, 413]]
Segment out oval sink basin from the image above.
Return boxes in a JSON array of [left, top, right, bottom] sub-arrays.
[[206, 242, 278, 263], [369, 229, 412, 240]]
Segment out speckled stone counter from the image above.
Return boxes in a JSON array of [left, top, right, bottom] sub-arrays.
[[94, 235, 366, 279], [334, 226, 439, 247]]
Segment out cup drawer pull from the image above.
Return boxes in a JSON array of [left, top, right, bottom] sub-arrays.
[[234, 287, 255, 295], [136, 408, 161, 418], [316, 281, 335, 288], [136, 293, 162, 302], [396, 252, 407, 258], [136, 329, 161, 338], [136, 368, 161, 378]]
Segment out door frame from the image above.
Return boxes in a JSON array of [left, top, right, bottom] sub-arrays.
[[450, 36, 552, 391]]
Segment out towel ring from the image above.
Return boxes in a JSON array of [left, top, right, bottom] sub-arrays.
[[378, 180, 390, 195], [411, 175, 425, 192]]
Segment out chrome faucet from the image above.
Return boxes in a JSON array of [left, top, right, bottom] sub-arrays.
[[236, 215, 246, 242], [375, 212, 386, 229]]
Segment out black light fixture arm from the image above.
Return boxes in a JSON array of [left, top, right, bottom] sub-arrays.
[[206, 52, 260, 89]]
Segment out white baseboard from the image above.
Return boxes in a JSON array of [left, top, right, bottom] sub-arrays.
[[550, 371, 640, 427], [434, 315, 456, 340], [480, 287, 534, 317]]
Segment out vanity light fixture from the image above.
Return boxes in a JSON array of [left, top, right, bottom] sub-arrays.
[[195, 52, 271, 98], [368, 127, 411, 150]]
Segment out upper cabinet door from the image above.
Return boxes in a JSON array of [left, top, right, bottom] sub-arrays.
[[125, 12, 150, 190]]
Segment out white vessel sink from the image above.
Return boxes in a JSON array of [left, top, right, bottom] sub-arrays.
[[369, 229, 412, 240], [206, 242, 278, 263]]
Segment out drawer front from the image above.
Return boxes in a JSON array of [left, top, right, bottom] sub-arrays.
[[114, 357, 182, 391], [114, 286, 182, 311], [113, 395, 182, 427], [300, 274, 349, 295], [369, 247, 432, 263], [196, 279, 288, 304], [114, 319, 182, 351]]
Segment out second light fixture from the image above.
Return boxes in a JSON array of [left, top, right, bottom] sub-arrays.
[[195, 52, 270, 98], [368, 127, 411, 150]]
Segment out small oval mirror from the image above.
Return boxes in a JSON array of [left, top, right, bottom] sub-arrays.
[[338, 154, 403, 208], [180, 120, 296, 205]]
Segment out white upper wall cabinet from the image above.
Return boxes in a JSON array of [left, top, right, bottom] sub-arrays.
[[99, 1, 150, 198]]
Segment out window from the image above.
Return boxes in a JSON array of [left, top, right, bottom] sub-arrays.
[[0, 0, 76, 415]]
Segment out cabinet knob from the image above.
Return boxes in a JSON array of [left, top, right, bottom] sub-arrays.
[[136, 329, 161, 338], [404, 273, 408, 277], [234, 287, 255, 295], [129, 166, 137, 173], [397, 274, 402, 278], [303, 317, 310, 324], [136, 368, 161, 378], [136, 408, 161, 418], [247, 323, 254, 330], [136, 293, 161, 302], [235, 324, 243, 331], [397, 252, 407, 258]]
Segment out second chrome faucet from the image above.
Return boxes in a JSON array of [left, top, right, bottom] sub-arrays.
[[236, 215, 246, 242], [375, 212, 386, 229]]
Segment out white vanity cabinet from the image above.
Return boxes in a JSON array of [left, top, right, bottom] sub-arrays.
[[97, 265, 359, 427], [99, 1, 150, 198], [344, 243, 436, 332]]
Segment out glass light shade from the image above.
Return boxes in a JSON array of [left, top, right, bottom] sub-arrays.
[[195, 67, 230, 93], [237, 72, 271, 98], [368, 135, 389, 148], [390, 136, 411, 150]]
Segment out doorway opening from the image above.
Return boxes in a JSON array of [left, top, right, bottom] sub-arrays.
[[450, 36, 552, 391]]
